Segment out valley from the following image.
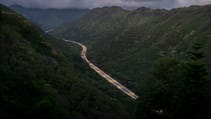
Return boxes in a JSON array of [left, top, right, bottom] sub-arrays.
[[52, 5, 211, 90], [0, 2, 211, 119]]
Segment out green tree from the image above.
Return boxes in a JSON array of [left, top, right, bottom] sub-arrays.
[[181, 42, 210, 119], [135, 42, 211, 119], [135, 58, 185, 119]]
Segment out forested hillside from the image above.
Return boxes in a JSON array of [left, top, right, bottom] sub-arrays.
[[0, 4, 131, 119], [10, 4, 90, 30], [51, 5, 211, 119], [1, 3, 211, 119], [53, 5, 211, 90]]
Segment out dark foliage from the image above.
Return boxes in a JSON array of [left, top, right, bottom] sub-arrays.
[[53, 5, 211, 91], [135, 43, 211, 119], [0, 4, 130, 119]]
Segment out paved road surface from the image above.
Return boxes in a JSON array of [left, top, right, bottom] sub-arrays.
[[63, 39, 139, 100]]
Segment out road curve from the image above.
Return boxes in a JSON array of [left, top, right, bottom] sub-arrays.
[[63, 39, 139, 100]]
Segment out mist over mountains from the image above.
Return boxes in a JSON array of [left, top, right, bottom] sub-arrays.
[[10, 4, 90, 30], [1, 0, 211, 9]]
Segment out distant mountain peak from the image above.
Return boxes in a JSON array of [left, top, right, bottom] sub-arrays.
[[10, 4, 90, 11], [91, 6, 125, 14], [135, 7, 151, 11], [9, 5, 90, 30]]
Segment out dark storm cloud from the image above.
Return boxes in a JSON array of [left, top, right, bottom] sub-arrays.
[[0, 0, 210, 9]]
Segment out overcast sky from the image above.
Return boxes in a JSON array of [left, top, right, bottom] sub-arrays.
[[0, 0, 211, 9]]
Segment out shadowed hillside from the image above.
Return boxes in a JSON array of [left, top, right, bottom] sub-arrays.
[[1, 3, 211, 119], [0, 4, 130, 119], [53, 5, 211, 89], [52, 5, 211, 119]]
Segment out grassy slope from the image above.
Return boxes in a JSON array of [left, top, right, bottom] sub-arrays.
[[53, 5, 211, 90], [0, 5, 131, 119]]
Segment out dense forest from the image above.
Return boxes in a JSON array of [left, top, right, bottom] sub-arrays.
[[0, 3, 211, 119], [0, 4, 131, 119], [52, 4, 211, 119], [135, 43, 211, 119], [53, 5, 211, 91]]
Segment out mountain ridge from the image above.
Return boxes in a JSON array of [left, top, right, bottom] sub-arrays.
[[10, 4, 90, 30], [52, 4, 211, 90], [0, 4, 131, 119]]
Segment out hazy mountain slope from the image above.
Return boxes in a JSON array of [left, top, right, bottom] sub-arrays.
[[10, 4, 90, 30], [53, 5, 211, 90], [0, 4, 130, 119]]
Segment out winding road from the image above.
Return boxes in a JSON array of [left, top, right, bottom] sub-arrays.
[[63, 39, 139, 100]]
